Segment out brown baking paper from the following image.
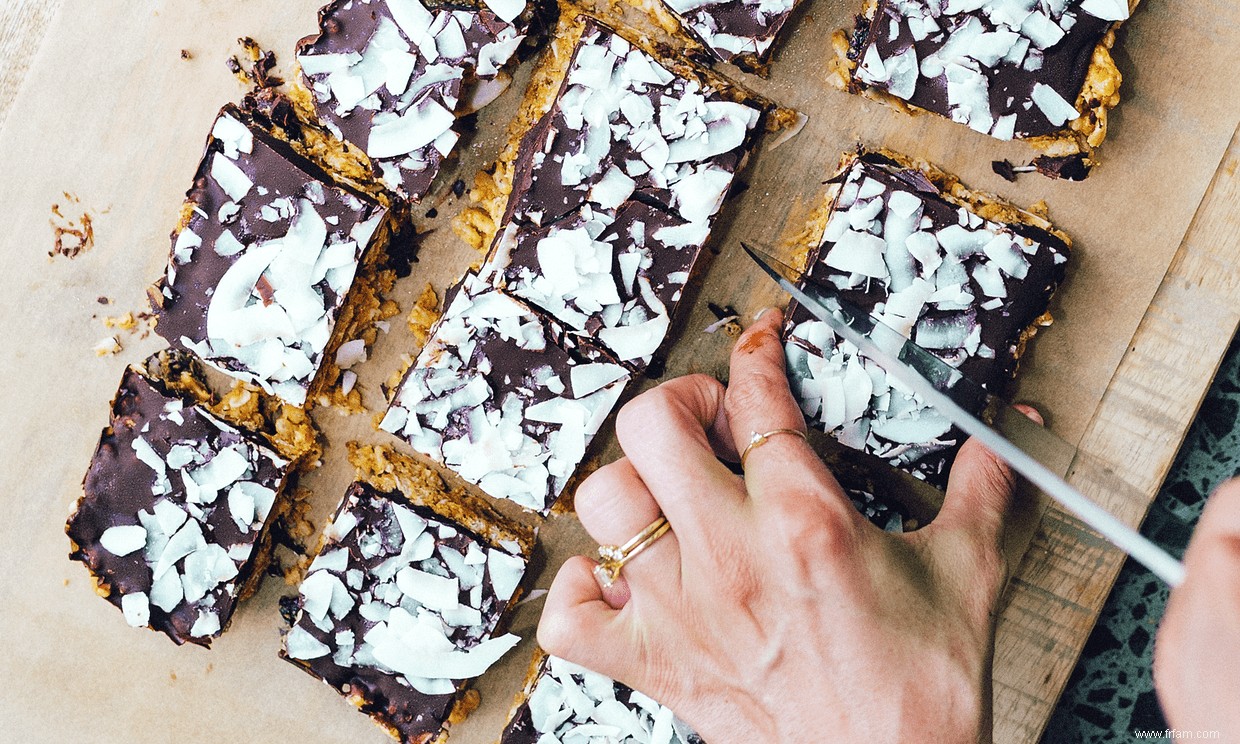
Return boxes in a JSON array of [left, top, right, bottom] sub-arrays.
[[1, 0, 1238, 742]]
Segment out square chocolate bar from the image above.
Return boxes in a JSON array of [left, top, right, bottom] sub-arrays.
[[153, 105, 392, 406], [500, 653, 703, 744], [296, 0, 542, 200], [841, 0, 1131, 148], [282, 474, 530, 744], [783, 150, 1069, 488], [483, 18, 762, 367], [380, 274, 630, 513], [67, 360, 293, 646]]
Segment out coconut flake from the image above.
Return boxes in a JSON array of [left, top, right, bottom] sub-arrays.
[[483, 0, 525, 23], [1030, 83, 1080, 127], [121, 592, 151, 627], [100, 524, 148, 556]]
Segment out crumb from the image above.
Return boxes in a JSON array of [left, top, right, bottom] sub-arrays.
[[180, 49, 192, 60], [93, 336, 122, 357], [49, 195, 96, 259], [170, 672, 177, 682], [451, 178, 466, 198], [62, 578, 70, 587], [96, 296, 110, 305], [205, 663, 214, 674], [407, 284, 440, 345]]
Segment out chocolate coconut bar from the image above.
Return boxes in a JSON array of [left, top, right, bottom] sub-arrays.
[[67, 359, 294, 646], [500, 653, 702, 744], [839, 0, 1132, 154], [783, 150, 1069, 488], [380, 274, 631, 513], [483, 18, 762, 368], [153, 105, 393, 406], [281, 475, 531, 744], [295, 0, 544, 201], [658, 0, 802, 71]]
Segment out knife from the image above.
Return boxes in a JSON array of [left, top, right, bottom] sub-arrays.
[[742, 243, 1187, 588]]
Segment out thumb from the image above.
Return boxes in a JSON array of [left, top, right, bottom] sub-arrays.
[[933, 405, 1041, 551], [1155, 478, 1240, 734]]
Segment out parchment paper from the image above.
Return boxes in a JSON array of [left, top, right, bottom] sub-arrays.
[[1, 0, 1237, 742]]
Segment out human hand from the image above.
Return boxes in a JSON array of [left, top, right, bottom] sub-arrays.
[[1155, 478, 1240, 738], [537, 308, 1022, 744]]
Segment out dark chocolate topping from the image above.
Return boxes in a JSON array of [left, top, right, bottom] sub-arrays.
[[783, 153, 1068, 487], [68, 366, 289, 646], [282, 481, 527, 743], [852, 0, 1117, 139], [153, 105, 387, 406]]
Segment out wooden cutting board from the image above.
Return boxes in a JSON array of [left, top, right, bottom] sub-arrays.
[[2, 1, 1238, 743]]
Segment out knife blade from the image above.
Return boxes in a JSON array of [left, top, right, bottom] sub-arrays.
[[743, 243, 1186, 587]]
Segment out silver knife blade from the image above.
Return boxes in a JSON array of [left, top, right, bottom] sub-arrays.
[[743, 243, 1186, 587]]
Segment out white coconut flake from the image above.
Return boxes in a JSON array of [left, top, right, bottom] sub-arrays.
[[1079, 0, 1130, 21], [121, 592, 151, 628], [1030, 83, 1080, 127], [483, 0, 525, 23], [100, 524, 148, 556], [210, 152, 254, 202]]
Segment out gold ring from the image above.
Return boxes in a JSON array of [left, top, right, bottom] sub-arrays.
[[593, 516, 672, 588], [740, 428, 807, 468]]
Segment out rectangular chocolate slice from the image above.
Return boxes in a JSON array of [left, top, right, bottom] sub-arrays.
[[67, 355, 296, 646], [281, 453, 532, 744], [295, 0, 547, 201], [782, 150, 1069, 489], [153, 104, 394, 406], [838, 0, 1131, 154], [481, 17, 762, 367], [500, 652, 703, 744], [380, 273, 631, 513], [658, 0, 802, 71]]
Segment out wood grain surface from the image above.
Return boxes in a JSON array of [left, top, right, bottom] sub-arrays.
[[993, 125, 1240, 742], [0, 1, 63, 131], [2, 2, 1237, 743]]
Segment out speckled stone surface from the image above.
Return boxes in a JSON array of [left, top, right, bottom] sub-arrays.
[[1043, 334, 1240, 742]]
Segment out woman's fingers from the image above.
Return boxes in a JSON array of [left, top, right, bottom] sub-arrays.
[[1155, 479, 1240, 733], [574, 458, 681, 608], [724, 309, 854, 518], [933, 405, 1038, 553], [538, 555, 639, 683], [614, 373, 745, 536]]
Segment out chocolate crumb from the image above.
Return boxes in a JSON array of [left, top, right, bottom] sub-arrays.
[[643, 355, 667, 380], [451, 179, 467, 198], [992, 159, 1019, 182], [180, 49, 192, 60], [425, 207, 438, 220], [1033, 154, 1092, 182], [278, 595, 300, 627], [97, 296, 111, 305]]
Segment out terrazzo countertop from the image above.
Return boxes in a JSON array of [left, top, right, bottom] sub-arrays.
[[1044, 335, 1240, 742]]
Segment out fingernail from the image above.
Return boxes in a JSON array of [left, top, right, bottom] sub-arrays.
[[754, 306, 777, 321], [1013, 403, 1044, 425]]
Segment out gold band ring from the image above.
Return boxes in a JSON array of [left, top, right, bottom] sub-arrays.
[[740, 428, 807, 468], [593, 516, 672, 588]]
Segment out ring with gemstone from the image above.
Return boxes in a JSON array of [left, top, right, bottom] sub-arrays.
[[593, 516, 672, 588], [739, 428, 808, 468]]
